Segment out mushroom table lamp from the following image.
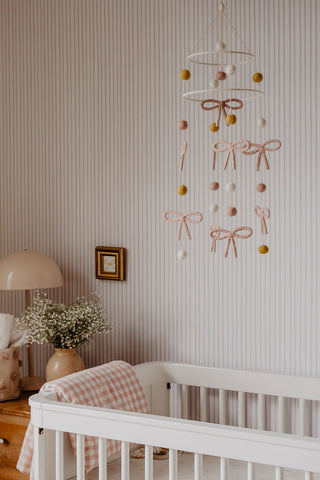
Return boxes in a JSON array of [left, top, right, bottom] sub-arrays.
[[0, 248, 63, 390]]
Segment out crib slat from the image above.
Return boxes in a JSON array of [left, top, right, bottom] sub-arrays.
[[219, 389, 226, 424], [299, 398, 305, 435], [76, 434, 85, 480], [181, 384, 189, 419], [238, 391, 246, 427], [99, 437, 107, 480], [200, 386, 207, 422], [220, 457, 229, 480], [169, 449, 178, 480], [258, 394, 265, 430], [194, 453, 201, 480], [247, 461, 254, 480], [145, 445, 153, 480], [121, 441, 130, 480], [278, 396, 285, 433], [55, 431, 64, 480]]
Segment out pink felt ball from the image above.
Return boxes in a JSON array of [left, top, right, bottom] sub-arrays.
[[178, 120, 188, 130], [256, 183, 267, 193], [216, 71, 227, 81], [226, 206, 237, 217], [209, 181, 220, 191]]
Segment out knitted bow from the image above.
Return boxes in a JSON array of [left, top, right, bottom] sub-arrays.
[[200, 98, 243, 127], [244, 139, 281, 171], [163, 211, 203, 240], [255, 206, 270, 234], [209, 225, 253, 258], [212, 139, 250, 170]]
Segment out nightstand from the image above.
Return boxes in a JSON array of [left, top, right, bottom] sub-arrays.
[[0, 392, 32, 480]]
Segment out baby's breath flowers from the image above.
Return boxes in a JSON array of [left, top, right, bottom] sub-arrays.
[[16, 292, 111, 349]]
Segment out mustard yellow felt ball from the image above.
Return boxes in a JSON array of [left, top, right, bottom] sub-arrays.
[[177, 184, 188, 195], [210, 122, 219, 132], [180, 69, 191, 80], [226, 114, 237, 125], [258, 245, 269, 254], [252, 72, 263, 83]]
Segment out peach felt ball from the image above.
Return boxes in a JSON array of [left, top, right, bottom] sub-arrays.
[[256, 183, 267, 193], [226, 114, 237, 124], [252, 72, 263, 82], [209, 182, 220, 191], [226, 207, 237, 216], [177, 120, 188, 130], [258, 245, 269, 254], [216, 71, 227, 81], [210, 123, 219, 132], [180, 69, 191, 80], [177, 184, 188, 195]]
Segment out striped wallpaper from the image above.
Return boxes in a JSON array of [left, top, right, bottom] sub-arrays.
[[0, 0, 319, 388]]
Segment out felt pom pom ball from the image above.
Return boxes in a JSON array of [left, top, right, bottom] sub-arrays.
[[209, 78, 219, 89], [252, 72, 263, 83], [225, 182, 236, 192], [180, 69, 191, 80], [226, 206, 237, 216], [226, 64, 236, 75], [226, 114, 237, 124], [209, 122, 219, 132], [257, 117, 266, 128], [178, 120, 188, 130], [256, 183, 267, 193], [258, 245, 269, 254], [209, 181, 220, 191], [216, 71, 227, 81], [177, 249, 188, 260], [209, 203, 219, 213], [215, 41, 226, 53], [177, 184, 188, 195]]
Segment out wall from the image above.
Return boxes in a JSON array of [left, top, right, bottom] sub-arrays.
[[0, 0, 319, 382]]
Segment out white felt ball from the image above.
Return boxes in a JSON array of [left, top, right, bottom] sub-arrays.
[[219, 2, 225, 13], [177, 249, 187, 260], [226, 64, 236, 75], [209, 203, 219, 213], [215, 41, 226, 53], [209, 78, 219, 89], [225, 182, 236, 192], [257, 117, 267, 128]]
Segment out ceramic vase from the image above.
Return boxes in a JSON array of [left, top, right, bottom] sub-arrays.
[[46, 347, 85, 382]]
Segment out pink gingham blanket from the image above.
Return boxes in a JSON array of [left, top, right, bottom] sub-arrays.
[[17, 361, 150, 476]]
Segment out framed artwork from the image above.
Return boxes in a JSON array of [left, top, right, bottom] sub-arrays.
[[95, 246, 125, 281]]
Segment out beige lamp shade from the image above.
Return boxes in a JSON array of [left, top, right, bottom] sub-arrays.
[[0, 249, 63, 290]]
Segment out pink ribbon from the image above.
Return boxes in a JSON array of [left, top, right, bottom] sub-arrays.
[[209, 225, 253, 258], [200, 98, 243, 127], [212, 139, 250, 170], [255, 206, 270, 234], [163, 210, 203, 240], [180, 141, 187, 172], [244, 139, 281, 171]]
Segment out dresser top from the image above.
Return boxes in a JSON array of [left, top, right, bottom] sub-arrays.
[[0, 391, 33, 418]]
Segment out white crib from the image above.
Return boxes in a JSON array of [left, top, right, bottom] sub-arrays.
[[29, 362, 320, 480]]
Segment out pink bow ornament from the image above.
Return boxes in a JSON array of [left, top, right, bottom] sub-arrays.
[[163, 210, 203, 241], [212, 139, 250, 170], [209, 225, 253, 258], [200, 98, 243, 127], [255, 206, 270, 234], [244, 139, 281, 171], [180, 141, 188, 172]]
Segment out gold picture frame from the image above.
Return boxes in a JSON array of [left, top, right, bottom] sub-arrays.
[[95, 246, 125, 281]]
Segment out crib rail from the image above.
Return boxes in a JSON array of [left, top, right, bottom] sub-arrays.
[[30, 393, 320, 479]]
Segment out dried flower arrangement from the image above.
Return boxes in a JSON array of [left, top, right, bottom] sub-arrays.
[[16, 292, 111, 349]]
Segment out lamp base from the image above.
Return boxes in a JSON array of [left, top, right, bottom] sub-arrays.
[[20, 375, 46, 391]]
